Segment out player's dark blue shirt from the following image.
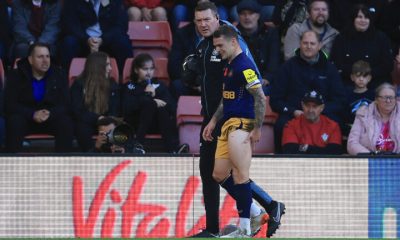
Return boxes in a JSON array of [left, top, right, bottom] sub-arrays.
[[222, 52, 262, 120]]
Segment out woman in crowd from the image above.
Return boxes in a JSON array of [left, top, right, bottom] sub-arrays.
[[330, 4, 393, 89], [70, 51, 120, 151], [347, 83, 400, 155], [121, 53, 188, 153]]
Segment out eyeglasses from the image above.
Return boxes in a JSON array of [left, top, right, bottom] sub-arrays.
[[377, 95, 396, 102]]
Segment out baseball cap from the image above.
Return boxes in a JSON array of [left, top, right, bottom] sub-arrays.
[[237, 0, 261, 14], [302, 90, 325, 105]]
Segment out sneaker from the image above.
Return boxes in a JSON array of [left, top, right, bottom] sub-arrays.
[[266, 201, 285, 238], [220, 228, 251, 238], [133, 143, 146, 154], [176, 143, 190, 154], [250, 208, 269, 236], [188, 229, 218, 238]]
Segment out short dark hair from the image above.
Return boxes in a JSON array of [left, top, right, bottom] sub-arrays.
[[351, 60, 371, 76], [195, 1, 218, 16], [97, 116, 121, 128], [213, 25, 238, 41], [28, 42, 50, 56], [307, 0, 330, 13]]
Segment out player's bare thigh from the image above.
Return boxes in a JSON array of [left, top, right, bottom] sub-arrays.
[[228, 129, 252, 184]]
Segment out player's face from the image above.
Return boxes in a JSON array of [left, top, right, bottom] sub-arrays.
[[134, 60, 155, 82], [354, 10, 370, 32], [302, 101, 324, 123], [194, 9, 220, 38], [351, 73, 371, 89], [300, 32, 321, 60], [238, 10, 260, 31], [28, 46, 50, 76], [309, 1, 329, 27], [213, 36, 234, 60]]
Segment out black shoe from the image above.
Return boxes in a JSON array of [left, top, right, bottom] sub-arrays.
[[266, 201, 285, 238], [176, 143, 190, 154], [133, 143, 146, 154], [188, 229, 218, 238]]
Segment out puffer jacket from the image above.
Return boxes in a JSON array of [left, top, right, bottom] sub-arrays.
[[347, 101, 400, 155]]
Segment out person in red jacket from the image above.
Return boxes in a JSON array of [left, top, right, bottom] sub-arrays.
[[124, 0, 167, 21], [282, 90, 343, 154]]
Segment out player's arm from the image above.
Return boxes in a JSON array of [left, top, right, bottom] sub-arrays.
[[248, 86, 266, 129], [202, 100, 223, 141]]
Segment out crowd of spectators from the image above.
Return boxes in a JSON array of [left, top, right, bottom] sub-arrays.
[[0, 0, 399, 155]]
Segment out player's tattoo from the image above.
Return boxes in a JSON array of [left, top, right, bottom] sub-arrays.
[[248, 87, 266, 128], [212, 99, 224, 122]]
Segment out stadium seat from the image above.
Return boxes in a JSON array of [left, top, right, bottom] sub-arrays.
[[253, 96, 278, 154], [68, 57, 119, 87], [176, 96, 203, 153], [122, 57, 170, 86], [127, 21, 172, 58]]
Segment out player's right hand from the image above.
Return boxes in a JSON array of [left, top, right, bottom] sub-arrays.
[[202, 122, 215, 141]]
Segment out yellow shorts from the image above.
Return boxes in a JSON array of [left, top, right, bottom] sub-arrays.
[[215, 118, 254, 160]]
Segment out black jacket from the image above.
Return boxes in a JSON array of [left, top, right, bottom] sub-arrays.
[[121, 78, 176, 117], [70, 78, 120, 124], [237, 24, 281, 82], [5, 58, 70, 120]]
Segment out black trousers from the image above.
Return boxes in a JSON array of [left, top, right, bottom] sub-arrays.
[[6, 112, 74, 153], [199, 117, 222, 234]]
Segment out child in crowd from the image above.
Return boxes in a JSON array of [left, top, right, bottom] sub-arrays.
[[344, 60, 375, 134], [121, 53, 189, 153]]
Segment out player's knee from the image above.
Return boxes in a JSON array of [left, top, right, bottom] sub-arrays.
[[212, 170, 227, 183]]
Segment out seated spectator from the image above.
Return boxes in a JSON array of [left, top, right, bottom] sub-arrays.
[[344, 60, 374, 135], [272, 0, 308, 37], [0, 0, 12, 65], [282, 90, 342, 154], [270, 30, 346, 153], [5, 43, 73, 152], [330, 4, 393, 89], [347, 83, 400, 155], [121, 53, 189, 153], [284, 0, 338, 61], [61, 0, 132, 73], [11, 0, 61, 60], [168, 22, 201, 100], [124, 0, 167, 21], [236, 0, 281, 95], [70, 51, 120, 152], [93, 116, 145, 154]]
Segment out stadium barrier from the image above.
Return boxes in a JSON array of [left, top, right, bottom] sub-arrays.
[[0, 155, 398, 238]]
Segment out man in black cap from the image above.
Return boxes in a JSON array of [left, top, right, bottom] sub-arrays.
[[236, 0, 281, 95], [281, 90, 343, 154]]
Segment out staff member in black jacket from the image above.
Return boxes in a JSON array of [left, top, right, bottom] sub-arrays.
[[5, 43, 73, 152]]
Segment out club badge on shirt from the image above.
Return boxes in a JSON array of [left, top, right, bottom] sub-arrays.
[[321, 133, 329, 142]]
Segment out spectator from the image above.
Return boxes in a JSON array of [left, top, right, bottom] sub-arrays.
[[347, 83, 400, 155], [5, 43, 73, 152], [121, 53, 189, 153], [93, 116, 145, 153], [344, 60, 374, 135], [0, 0, 12, 64], [70, 51, 120, 152], [168, 21, 201, 100], [11, 0, 61, 60], [330, 4, 393, 89], [270, 30, 346, 153], [282, 90, 342, 154], [236, 0, 281, 94], [272, 0, 308, 37], [124, 0, 167, 21], [61, 0, 132, 73], [283, 0, 338, 61]]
